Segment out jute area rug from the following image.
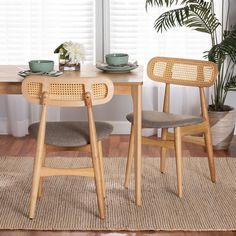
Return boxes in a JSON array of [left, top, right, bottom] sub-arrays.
[[0, 156, 236, 231]]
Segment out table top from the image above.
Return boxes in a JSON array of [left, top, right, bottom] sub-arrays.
[[0, 64, 143, 85]]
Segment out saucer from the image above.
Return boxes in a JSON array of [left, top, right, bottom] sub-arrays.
[[96, 62, 138, 73]]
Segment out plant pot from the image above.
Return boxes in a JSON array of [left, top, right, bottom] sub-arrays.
[[208, 105, 236, 150]]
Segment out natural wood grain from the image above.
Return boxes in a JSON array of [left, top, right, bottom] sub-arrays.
[[98, 140, 105, 198], [85, 92, 105, 219], [0, 65, 144, 84], [125, 124, 134, 188], [160, 83, 170, 173], [125, 57, 218, 197], [22, 77, 115, 220], [29, 95, 47, 219], [174, 127, 183, 197], [0, 64, 143, 209], [131, 85, 142, 206], [200, 88, 215, 183]]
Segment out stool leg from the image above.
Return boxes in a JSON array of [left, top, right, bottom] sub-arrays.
[[174, 127, 183, 198], [124, 124, 134, 188], [204, 127, 216, 183], [29, 145, 45, 219], [98, 141, 105, 198], [160, 128, 168, 173], [92, 146, 105, 219], [38, 145, 46, 198]]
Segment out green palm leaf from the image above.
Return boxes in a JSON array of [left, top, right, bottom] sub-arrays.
[[145, 0, 183, 9], [208, 29, 236, 63], [187, 3, 220, 33], [154, 6, 190, 32], [153, 0, 220, 34]]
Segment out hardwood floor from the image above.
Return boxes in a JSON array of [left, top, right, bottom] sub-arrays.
[[0, 134, 236, 236]]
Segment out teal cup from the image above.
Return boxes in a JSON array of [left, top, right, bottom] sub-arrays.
[[29, 60, 54, 73], [105, 53, 129, 66]]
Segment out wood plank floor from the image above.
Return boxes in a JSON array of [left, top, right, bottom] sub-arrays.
[[0, 134, 236, 236]]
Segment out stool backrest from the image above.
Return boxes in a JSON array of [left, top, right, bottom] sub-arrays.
[[22, 76, 114, 107], [147, 57, 217, 88]]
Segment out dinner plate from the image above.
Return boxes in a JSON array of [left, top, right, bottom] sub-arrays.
[[18, 70, 63, 77], [96, 63, 138, 73]]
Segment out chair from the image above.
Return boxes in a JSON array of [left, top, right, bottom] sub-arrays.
[[22, 76, 114, 219], [124, 57, 218, 197]]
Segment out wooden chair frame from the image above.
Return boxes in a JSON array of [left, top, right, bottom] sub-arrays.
[[22, 76, 114, 219], [125, 57, 218, 197]]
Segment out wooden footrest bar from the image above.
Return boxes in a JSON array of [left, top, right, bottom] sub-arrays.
[[41, 167, 94, 177], [142, 137, 175, 149]]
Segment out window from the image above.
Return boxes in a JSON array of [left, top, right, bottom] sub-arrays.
[[0, 0, 214, 65], [0, 0, 95, 64], [109, 0, 211, 64]]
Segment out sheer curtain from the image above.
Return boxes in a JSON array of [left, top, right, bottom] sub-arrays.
[[0, 0, 94, 136]]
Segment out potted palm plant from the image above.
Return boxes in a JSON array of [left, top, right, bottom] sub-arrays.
[[145, 0, 236, 149]]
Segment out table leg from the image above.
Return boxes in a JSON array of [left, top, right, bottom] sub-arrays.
[[131, 85, 142, 206]]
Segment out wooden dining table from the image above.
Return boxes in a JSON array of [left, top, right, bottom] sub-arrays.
[[0, 64, 143, 206]]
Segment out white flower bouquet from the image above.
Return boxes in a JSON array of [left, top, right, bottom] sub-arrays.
[[54, 41, 85, 71]]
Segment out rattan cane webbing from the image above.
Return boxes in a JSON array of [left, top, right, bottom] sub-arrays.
[[147, 57, 217, 87], [49, 83, 85, 101], [22, 77, 113, 106], [27, 81, 42, 98], [92, 83, 108, 100]]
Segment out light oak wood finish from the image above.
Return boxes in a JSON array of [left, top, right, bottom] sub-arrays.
[[84, 91, 105, 219], [125, 57, 218, 197], [125, 125, 135, 188], [22, 76, 114, 219], [174, 127, 183, 197], [160, 84, 170, 173], [98, 140, 105, 198], [131, 85, 142, 205], [0, 64, 143, 206], [29, 93, 47, 218], [38, 145, 46, 198]]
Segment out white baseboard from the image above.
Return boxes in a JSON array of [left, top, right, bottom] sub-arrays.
[[109, 121, 131, 134], [0, 118, 9, 134]]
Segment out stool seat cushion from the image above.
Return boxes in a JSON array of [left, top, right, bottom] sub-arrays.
[[29, 121, 113, 147], [126, 111, 203, 128]]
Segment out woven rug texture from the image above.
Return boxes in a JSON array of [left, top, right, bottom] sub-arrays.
[[0, 156, 236, 231]]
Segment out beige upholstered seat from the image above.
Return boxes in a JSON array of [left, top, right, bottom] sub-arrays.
[[126, 111, 203, 128], [29, 121, 113, 147], [22, 76, 114, 220], [125, 56, 218, 198]]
